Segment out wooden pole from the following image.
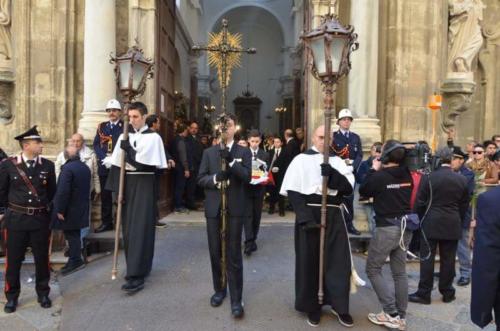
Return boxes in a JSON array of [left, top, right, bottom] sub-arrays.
[[111, 101, 130, 280], [318, 81, 335, 304]]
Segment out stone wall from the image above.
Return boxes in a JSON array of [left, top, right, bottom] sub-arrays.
[[0, 0, 84, 157]]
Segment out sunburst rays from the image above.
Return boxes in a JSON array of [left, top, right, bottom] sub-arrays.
[[207, 31, 243, 87]]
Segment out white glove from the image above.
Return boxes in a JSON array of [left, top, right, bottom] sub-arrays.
[[272, 167, 279, 173]]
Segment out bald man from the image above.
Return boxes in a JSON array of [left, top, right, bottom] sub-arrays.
[[280, 125, 356, 328]]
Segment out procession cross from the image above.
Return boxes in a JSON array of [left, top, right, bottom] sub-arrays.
[[192, 18, 256, 114]]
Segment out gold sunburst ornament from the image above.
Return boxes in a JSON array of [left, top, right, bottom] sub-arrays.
[[192, 19, 256, 114], [207, 30, 242, 87]]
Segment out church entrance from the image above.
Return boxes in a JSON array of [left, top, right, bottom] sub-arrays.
[[233, 89, 262, 134]]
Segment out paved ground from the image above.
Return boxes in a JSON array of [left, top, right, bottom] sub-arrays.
[[0, 214, 496, 331]]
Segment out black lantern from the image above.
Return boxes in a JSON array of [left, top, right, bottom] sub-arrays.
[[301, 14, 358, 83], [110, 45, 154, 101]]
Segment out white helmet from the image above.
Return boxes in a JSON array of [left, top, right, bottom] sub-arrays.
[[106, 99, 122, 111], [337, 108, 353, 122]]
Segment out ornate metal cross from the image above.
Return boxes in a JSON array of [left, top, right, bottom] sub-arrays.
[[192, 19, 256, 114]]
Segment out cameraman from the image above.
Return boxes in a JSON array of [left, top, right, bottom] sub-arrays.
[[409, 147, 470, 305], [359, 140, 413, 330]]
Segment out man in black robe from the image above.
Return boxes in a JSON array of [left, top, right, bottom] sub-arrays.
[[280, 125, 356, 328], [105, 102, 168, 294]]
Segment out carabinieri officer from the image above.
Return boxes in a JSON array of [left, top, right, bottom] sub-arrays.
[[0, 126, 56, 313]]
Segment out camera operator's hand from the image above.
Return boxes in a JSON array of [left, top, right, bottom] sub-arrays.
[[372, 157, 382, 171], [320, 163, 334, 177], [215, 170, 229, 182], [219, 148, 234, 163]]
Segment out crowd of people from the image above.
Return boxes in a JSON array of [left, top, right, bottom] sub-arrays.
[[0, 102, 499, 330]]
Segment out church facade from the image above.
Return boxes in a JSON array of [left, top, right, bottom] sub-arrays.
[[0, 0, 498, 177]]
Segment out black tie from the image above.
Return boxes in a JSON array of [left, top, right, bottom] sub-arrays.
[[253, 151, 257, 160], [344, 132, 349, 139], [27, 160, 35, 168]]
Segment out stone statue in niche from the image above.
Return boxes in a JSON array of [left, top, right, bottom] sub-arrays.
[[447, 0, 485, 73], [0, 0, 12, 69]]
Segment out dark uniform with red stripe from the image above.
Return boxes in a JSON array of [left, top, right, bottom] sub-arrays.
[[0, 155, 56, 302]]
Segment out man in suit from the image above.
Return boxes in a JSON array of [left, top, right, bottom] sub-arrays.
[[170, 121, 192, 214], [283, 129, 301, 167], [185, 121, 204, 210], [471, 186, 500, 330], [450, 146, 475, 286], [197, 113, 252, 318], [92, 99, 123, 233], [332, 108, 363, 235], [268, 136, 287, 216], [409, 147, 470, 305], [51, 145, 91, 276], [244, 129, 269, 256], [0, 126, 56, 313]]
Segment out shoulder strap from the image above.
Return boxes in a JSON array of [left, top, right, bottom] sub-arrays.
[[11, 159, 39, 198]]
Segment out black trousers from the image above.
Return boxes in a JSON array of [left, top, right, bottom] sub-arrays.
[[63, 229, 83, 264], [244, 193, 264, 243], [206, 215, 244, 304], [173, 168, 187, 209], [99, 175, 113, 226], [3, 227, 51, 301], [269, 185, 284, 213], [417, 239, 458, 299], [185, 169, 198, 209]]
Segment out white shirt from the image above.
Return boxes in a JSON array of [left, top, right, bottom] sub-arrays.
[[21, 153, 38, 168]]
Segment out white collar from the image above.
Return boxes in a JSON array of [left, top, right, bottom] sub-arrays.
[[286, 137, 293, 143], [226, 140, 235, 151], [251, 147, 259, 154], [133, 125, 149, 134], [110, 120, 119, 126], [339, 129, 350, 135]]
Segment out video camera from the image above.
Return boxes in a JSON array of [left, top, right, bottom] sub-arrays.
[[401, 141, 439, 173]]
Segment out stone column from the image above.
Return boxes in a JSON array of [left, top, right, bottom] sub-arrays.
[[347, 0, 381, 149], [78, 0, 117, 140]]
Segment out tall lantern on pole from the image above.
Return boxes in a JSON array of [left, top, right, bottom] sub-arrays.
[[301, 13, 359, 304], [109, 46, 154, 280]]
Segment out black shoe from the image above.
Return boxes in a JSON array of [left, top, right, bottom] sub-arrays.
[[231, 302, 244, 318], [60, 260, 85, 276], [155, 221, 167, 228], [95, 223, 113, 233], [4, 299, 17, 313], [121, 279, 144, 294], [38, 295, 52, 309], [442, 294, 456, 303], [250, 241, 257, 252], [307, 310, 321, 327], [347, 224, 361, 236], [244, 242, 253, 256], [268, 207, 275, 215], [210, 291, 226, 307], [457, 277, 470, 287], [331, 309, 354, 328], [279, 211, 285, 217], [408, 292, 431, 305]]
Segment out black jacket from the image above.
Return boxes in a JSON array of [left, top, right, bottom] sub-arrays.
[[359, 165, 413, 227], [197, 143, 252, 218], [282, 138, 300, 170], [471, 186, 500, 328], [186, 135, 204, 172], [0, 156, 56, 230], [268, 147, 287, 188], [51, 158, 91, 230], [415, 166, 470, 240]]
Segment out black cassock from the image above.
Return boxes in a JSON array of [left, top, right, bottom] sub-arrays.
[[283, 150, 354, 315]]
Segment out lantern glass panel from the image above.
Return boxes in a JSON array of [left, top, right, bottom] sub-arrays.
[[132, 62, 147, 91], [329, 37, 348, 74], [310, 37, 326, 75], [118, 61, 132, 90]]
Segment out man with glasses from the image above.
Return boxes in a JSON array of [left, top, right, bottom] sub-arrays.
[[92, 99, 123, 233]]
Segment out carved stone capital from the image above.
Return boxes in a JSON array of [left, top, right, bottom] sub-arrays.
[[440, 78, 476, 133]]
